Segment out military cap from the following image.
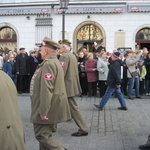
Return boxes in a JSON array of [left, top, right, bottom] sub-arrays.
[[61, 39, 71, 47], [41, 37, 60, 50]]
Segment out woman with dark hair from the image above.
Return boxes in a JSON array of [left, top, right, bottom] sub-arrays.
[[78, 51, 88, 96]]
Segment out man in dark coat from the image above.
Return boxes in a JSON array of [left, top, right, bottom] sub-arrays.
[[16, 47, 28, 93], [26, 50, 39, 91], [94, 51, 127, 110]]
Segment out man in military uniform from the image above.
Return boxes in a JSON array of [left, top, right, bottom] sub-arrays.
[[0, 69, 26, 150], [30, 37, 71, 150], [59, 39, 88, 137]]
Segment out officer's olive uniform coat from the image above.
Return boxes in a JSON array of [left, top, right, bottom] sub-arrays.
[[0, 70, 26, 150], [59, 50, 82, 97], [30, 56, 71, 124]]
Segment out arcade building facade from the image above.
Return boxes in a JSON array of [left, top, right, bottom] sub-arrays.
[[0, 0, 150, 53]]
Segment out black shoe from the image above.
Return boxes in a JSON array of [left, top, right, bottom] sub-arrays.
[[136, 96, 141, 99], [71, 131, 88, 137], [94, 104, 103, 110], [118, 107, 128, 110], [139, 144, 150, 149], [128, 97, 134, 100], [64, 148, 68, 150]]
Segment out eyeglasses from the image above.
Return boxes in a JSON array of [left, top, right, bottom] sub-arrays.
[[10, 57, 14, 58]]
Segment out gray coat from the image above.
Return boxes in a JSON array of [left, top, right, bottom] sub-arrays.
[[0, 70, 26, 150], [97, 57, 109, 81]]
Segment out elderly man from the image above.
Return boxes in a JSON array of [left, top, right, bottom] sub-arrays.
[[59, 39, 88, 137], [30, 37, 71, 150], [94, 51, 128, 111], [0, 69, 26, 150]]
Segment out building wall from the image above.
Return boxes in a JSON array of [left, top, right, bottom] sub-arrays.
[[0, 15, 36, 51], [0, 4, 150, 52], [53, 12, 150, 51]]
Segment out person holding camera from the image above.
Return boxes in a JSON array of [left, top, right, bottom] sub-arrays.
[[126, 50, 142, 100]]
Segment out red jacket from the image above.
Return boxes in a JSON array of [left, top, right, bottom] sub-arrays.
[[85, 59, 98, 82]]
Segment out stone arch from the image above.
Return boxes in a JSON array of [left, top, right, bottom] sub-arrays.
[[73, 21, 106, 52], [133, 24, 150, 50], [0, 22, 19, 52]]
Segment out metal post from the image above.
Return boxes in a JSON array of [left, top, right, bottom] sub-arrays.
[[62, 10, 65, 40]]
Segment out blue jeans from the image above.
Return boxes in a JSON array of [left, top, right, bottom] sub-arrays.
[[145, 79, 150, 93], [99, 86, 127, 108], [128, 78, 140, 98]]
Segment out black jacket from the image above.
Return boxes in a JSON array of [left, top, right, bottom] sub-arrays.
[[26, 56, 39, 76], [16, 53, 28, 75], [145, 57, 150, 80], [107, 59, 122, 88]]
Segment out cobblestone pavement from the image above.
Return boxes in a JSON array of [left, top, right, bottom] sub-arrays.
[[18, 95, 150, 150]]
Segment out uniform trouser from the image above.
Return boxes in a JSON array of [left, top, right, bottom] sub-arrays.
[[68, 97, 88, 133], [33, 124, 65, 150]]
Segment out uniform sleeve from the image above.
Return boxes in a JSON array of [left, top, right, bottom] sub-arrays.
[[39, 62, 56, 116], [59, 55, 69, 77]]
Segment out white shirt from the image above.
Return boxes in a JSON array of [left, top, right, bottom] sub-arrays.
[[0, 56, 4, 69]]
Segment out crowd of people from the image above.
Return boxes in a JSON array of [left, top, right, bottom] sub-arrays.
[[0, 47, 42, 94], [77, 46, 150, 100], [0, 44, 150, 99], [1, 38, 150, 150], [0, 45, 150, 99]]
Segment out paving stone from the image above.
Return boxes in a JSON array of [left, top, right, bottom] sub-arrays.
[[17, 95, 150, 150]]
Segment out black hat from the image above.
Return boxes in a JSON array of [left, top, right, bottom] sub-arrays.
[[112, 52, 120, 58]]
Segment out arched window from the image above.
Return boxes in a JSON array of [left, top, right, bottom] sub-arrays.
[[77, 24, 103, 41], [136, 28, 150, 50], [77, 24, 103, 52], [136, 28, 150, 40], [0, 27, 17, 53]]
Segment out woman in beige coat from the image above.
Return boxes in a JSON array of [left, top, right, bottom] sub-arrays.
[[0, 70, 26, 150]]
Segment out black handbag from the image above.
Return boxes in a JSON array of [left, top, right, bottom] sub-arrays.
[[80, 72, 86, 78], [125, 61, 139, 78], [130, 71, 139, 78]]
